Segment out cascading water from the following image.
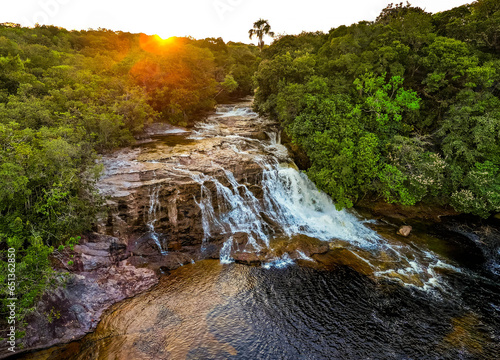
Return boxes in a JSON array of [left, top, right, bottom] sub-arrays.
[[146, 183, 167, 255], [185, 104, 471, 293], [191, 171, 267, 262], [260, 160, 379, 245], [216, 105, 257, 118]]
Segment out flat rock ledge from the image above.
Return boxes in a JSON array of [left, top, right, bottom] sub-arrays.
[[0, 234, 158, 359]]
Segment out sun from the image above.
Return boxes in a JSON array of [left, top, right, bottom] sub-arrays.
[[154, 34, 176, 45], [139, 33, 178, 54]]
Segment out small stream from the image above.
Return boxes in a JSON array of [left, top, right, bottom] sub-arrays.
[[19, 100, 500, 359]]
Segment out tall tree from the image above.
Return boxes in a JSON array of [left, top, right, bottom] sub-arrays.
[[249, 19, 275, 51]]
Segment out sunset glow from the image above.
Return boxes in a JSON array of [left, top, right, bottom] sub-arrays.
[[1, 0, 472, 44], [139, 33, 179, 54]]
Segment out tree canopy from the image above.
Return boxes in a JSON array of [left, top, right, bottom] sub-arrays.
[[254, 0, 500, 218]]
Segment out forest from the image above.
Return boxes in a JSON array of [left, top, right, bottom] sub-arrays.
[[0, 24, 259, 333], [254, 0, 500, 217]]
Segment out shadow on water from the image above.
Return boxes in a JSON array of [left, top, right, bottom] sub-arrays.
[[16, 259, 500, 360]]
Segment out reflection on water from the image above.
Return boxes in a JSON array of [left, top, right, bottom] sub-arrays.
[[21, 259, 499, 360]]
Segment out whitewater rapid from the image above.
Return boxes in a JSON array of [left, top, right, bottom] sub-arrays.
[[165, 104, 465, 293]]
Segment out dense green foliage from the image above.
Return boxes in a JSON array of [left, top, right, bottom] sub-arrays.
[[254, 0, 500, 217], [0, 24, 259, 332]]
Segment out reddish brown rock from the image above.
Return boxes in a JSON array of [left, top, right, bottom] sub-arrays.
[[168, 241, 183, 251], [312, 248, 374, 276], [233, 252, 262, 265], [356, 198, 459, 222], [271, 234, 330, 258], [0, 233, 160, 357]]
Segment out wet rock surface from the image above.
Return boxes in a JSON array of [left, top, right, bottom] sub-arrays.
[[356, 198, 459, 222], [96, 98, 279, 261], [93, 98, 327, 272]]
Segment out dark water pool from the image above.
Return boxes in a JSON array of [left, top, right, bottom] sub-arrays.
[[20, 259, 499, 360]]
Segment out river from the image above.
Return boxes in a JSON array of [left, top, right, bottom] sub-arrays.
[[18, 100, 500, 359]]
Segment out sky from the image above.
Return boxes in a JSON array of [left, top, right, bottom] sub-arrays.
[[1, 0, 472, 44]]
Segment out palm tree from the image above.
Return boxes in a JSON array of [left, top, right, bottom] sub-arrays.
[[249, 19, 274, 51]]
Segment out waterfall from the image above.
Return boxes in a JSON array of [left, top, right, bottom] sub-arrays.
[[146, 183, 167, 255], [259, 160, 379, 246], [216, 105, 257, 118], [181, 104, 468, 294], [265, 131, 281, 145], [192, 160, 380, 263], [186, 105, 381, 264], [192, 171, 268, 261]]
